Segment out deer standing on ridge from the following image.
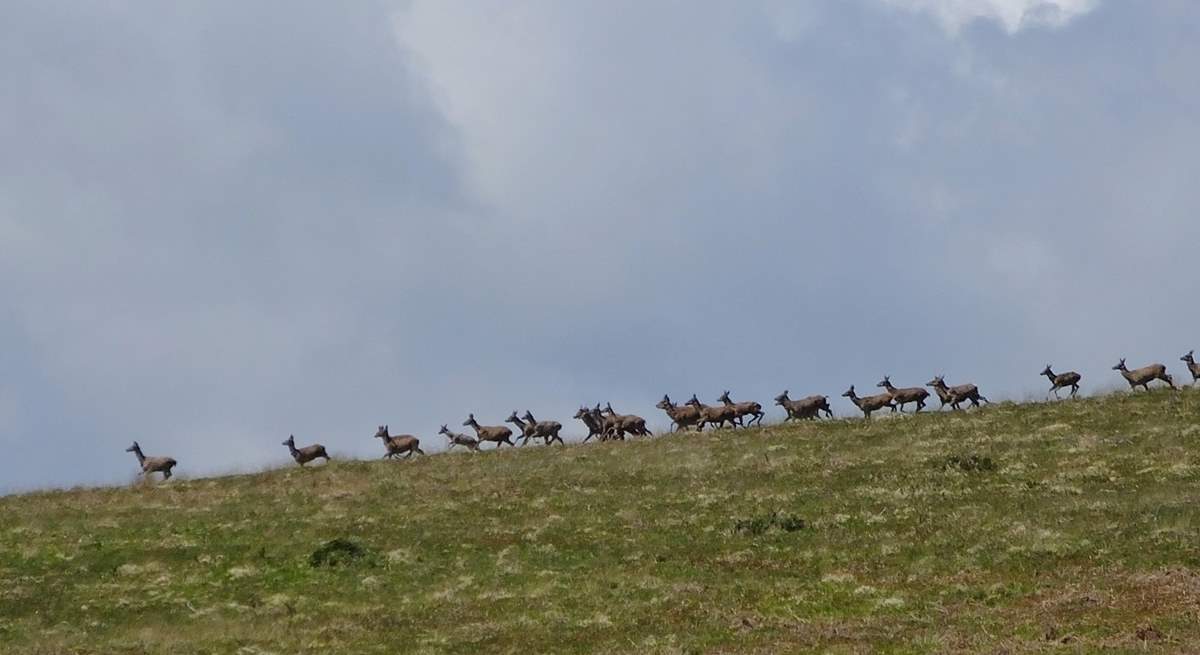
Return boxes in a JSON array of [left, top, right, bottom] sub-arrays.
[[1180, 351, 1200, 385]]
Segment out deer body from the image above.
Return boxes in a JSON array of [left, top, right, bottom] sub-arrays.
[[685, 395, 738, 430], [1040, 365, 1081, 399], [126, 442, 176, 481], [438, 425, 480, 452], [373, 425, 425, 459], [656, 395, 702, 431], [774, 391, 832, 420], [876, 376, 929, 413], [282, 435, 330, 466], [505, 412, 536, 446], [522, 411, 564, 445], [926, 376, 989, 410], [1112, 359, 1174, 391], [717, 391, 765, 427], [574, 407, 606, 442], [463, 414, 514, 447], [601, 403, 652, 439], [842, 385, 895, 419]]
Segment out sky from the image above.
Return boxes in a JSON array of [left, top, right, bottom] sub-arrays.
[[2, 0, 1198, 492]]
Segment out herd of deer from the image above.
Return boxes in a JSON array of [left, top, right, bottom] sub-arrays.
[[124, 353, 1200, 481]]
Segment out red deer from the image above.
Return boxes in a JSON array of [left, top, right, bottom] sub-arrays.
[[373, 425, 425, 459], [602, 403, 652, 439], [462, 414, 514, 448], [1180, 351, 1200, 385], [876, 376, 929, 413], [438, 424, 480, 452], [717, 390, 765, 427], [1040, 365, 1081, 399], [125, 442, 176, 481], [281, 435, 330, 466], [925, 376, 989, 410], [1112, 359, 1174, 391], [656, 395, 702, 432], [522, 410, 564, 445], [842, 385, 895, 419], [685, 395, 738, 431], [774, 390, 832, 420]]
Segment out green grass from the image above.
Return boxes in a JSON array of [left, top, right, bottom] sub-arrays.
[[3, 390, 1199, 653]]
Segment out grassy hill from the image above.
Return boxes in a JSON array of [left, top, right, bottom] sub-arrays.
[[2, 390, 1199, 654]]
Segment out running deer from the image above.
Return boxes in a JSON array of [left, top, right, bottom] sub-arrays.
[[125, 442, 177, 481], [925, 376, 990, 410], [505, 411, 537, 446], [656, 395, 703, 431], [574, 406, 606, 442], [281, 435, 330, 466], [717, 390, 765, 427], [602, 402, 652, 438], [842, 385, 895, 419], [1040, 365, 1081, 399], [373, 425, 425, 459], [463, 414, 515, 448], [876, 376, 930, 413], [685, 395, 738, 430], [774, 390, 832, 421], [590, 405, 622, 441], [522, 410, 564, 445], [1180, 351, 1200, 385], [438, 424, 480, 452], [1112, 359, 1175, 391]]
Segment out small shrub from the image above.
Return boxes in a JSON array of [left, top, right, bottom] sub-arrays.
[[939, 454, 996, 473], [733, 511, 806, 536], [309, 539, 370, 568]]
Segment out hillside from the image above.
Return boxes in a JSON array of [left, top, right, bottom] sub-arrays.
[[2, 391, 1199, 654]]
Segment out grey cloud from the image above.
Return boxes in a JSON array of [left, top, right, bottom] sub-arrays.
[[2, 1, 1198, 492]]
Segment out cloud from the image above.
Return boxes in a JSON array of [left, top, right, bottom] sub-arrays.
[[2, 0, 1198, 492], [880, 0, 1099, 34]]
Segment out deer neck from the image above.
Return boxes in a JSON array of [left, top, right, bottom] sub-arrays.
[[286, 442, 300, 457], [131, 446, 145, 465]]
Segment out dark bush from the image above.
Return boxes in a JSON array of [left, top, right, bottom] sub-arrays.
[[733, 511, 806, 536], [940, 454, 996, 473], [309, 539, 369, 568]]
